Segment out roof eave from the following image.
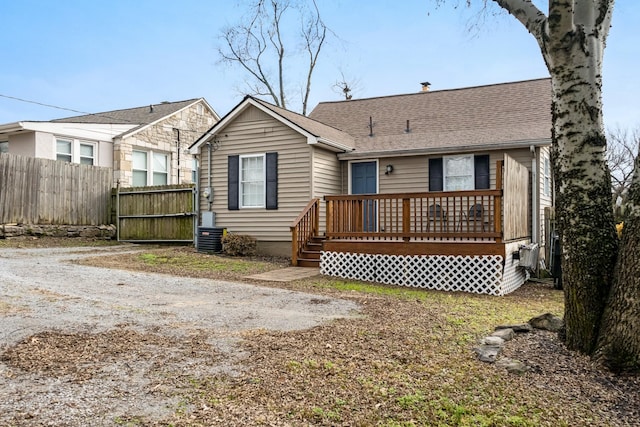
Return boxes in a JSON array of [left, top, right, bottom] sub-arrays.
[[0, 122, 26, 134], [314, 137, 355, 153], [337, 138, 552, 160]]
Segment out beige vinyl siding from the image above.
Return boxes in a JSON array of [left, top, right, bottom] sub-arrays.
[[198, 106, 312, 242], [311, 146, 341, 234], [378, 156, 429, 193]]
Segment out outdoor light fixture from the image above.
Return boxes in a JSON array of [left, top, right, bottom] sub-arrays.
[[385, 164, 394, 175]]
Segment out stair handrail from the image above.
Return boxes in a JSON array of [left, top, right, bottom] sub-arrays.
[[290, 198, 320, 266]]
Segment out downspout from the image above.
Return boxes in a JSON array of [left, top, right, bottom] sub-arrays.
[[530, 145, 538, 244], [193, 153, 199, 249], [207, 141, 212, 211]]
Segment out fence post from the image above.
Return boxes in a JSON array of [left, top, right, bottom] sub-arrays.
[[313, 199, 319, 236], [402, 197, 411, 241], [291, 226, 298, 266], [325, 198, 333, 237], [116, 181, 120, 242]]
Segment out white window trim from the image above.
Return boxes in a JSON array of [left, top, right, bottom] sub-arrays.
[[54, 136, 97, 165], [443, 154, 474, 191], [239, 153, 266, 208], [543, 156, 551, 197], [191, 158, 199, 184], [133, 149, 169, 186], [56, 138, 72, 162], [79, 141, 96, 165]]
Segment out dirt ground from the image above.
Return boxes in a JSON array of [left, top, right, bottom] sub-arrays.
[[1, 239, 639, 426], [0, 243, 358, 426]]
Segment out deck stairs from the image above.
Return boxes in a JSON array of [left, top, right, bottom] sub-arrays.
[[296, 235, 325, 268]]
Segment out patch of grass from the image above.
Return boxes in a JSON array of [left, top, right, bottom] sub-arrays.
[[131, 249, 280, 276]]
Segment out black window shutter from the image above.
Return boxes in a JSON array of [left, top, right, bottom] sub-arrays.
[[266, 152, 278, 210], [429, 158, 443, 191], [228, 155, 239, 210], [474, 155, 490, 189]]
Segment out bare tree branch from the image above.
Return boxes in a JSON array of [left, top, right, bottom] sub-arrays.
[[217, 0, 331, 115], [608, 125, 640, 218]]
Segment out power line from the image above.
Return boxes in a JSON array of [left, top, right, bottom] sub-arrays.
[[0, 93, 208, 135], [0, 93, 94, 116]]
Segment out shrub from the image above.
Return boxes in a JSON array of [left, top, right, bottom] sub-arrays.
[[221, 233, 257, 256]]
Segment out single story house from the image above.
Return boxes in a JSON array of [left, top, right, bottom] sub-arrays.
[[0, 98, 219, 187], [189, 78, 553, 295]]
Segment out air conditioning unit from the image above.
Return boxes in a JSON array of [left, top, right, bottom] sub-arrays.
[[197, 227, 226, 254], [518, 243, 540, 270]]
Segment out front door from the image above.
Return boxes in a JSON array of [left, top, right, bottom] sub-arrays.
[[351, 161, 377, 232]]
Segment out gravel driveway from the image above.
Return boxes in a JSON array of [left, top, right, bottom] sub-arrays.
[[0, 245, 359, 426]]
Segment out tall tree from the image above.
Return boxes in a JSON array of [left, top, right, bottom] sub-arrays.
[[218, 0, 328, 115], [607, 126, 640, 219], [436, 0, 639, 370]]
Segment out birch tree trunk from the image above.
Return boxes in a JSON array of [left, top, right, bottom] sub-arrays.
[[493, 0, 619, 354]]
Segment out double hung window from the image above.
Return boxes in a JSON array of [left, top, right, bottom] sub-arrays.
[[56, 139, 72, 162], [133, 150, 168, 186], [228, 152, 278, 210], [79, 143, 95, 165], [240, 154, 265, 208], [56, 137, 96, 165], [543, 156, 551, 197], [429, 154, 490, 191]]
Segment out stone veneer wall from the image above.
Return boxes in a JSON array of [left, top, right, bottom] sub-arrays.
[[114, 101, 217, 187], [0, 224, 116, 239]]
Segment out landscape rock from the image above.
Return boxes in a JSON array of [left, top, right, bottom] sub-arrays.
[[474, 345, 502, 363], [529, 313, 564, 332], [491, 328, 515, 341], [483, 336, 505, 346], [496, 358, 530, 374], [495, 323, 533, 333]]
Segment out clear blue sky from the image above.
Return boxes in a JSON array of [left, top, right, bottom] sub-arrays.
[[1, 0, 637, 131]]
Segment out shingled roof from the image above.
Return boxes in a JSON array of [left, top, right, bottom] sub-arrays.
[[251, 97, 355, 148], [190, 96, 354, 152], [309, 78, 552, 157], [51, 98, 208, 137]]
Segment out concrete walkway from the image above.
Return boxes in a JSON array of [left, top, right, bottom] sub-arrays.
[[246, 267, 321, 282]]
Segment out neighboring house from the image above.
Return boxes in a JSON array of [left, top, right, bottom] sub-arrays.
[[0, 98, 219, 187], [190, 78, 553, 295]]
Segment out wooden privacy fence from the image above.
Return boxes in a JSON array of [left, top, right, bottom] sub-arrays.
[[502, 154, 530, 241], [0, 153, 112, 225], [114, 184, 196, 243]]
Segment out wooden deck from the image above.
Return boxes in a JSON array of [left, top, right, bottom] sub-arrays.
[[290, 159, 531, 265]]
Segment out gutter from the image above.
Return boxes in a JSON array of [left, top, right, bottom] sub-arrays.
[[315, 137, 355, 153], [337, 138, 552, 160]]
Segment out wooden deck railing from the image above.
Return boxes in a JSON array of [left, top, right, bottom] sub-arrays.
[[325, 190, 502, 242], [289, 198, 320, 265]]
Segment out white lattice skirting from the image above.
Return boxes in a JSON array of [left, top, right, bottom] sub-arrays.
[[320, 252, 528, 296]]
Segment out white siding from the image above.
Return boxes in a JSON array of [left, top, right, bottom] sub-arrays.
[[199, 106, 312, 242]]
